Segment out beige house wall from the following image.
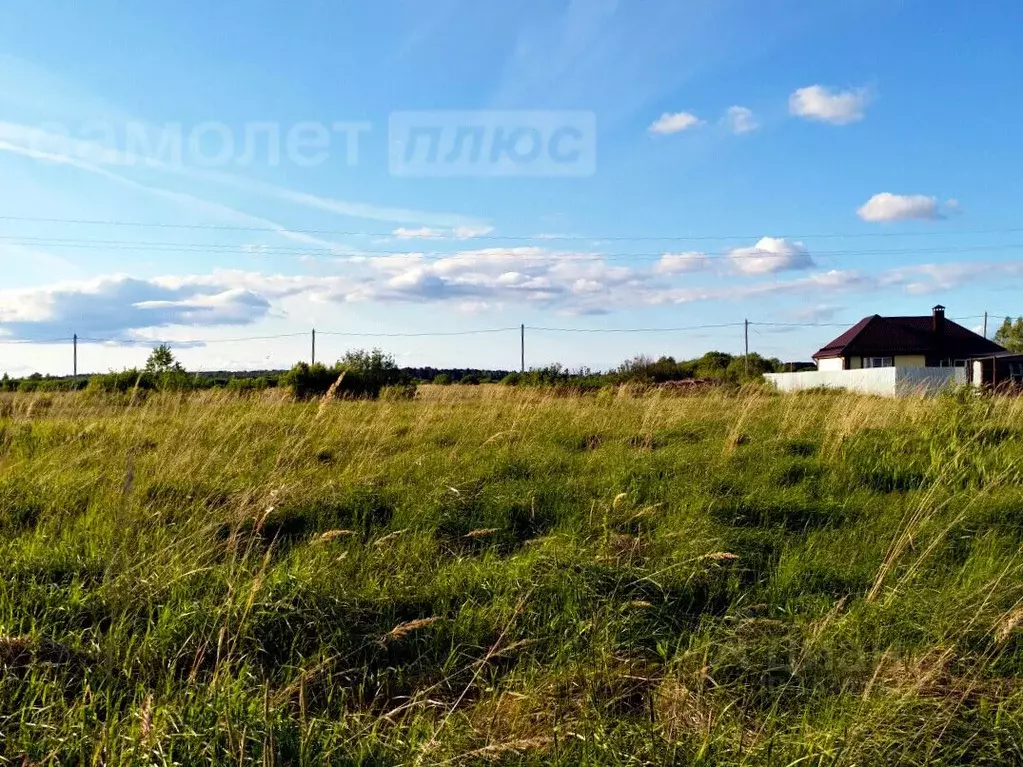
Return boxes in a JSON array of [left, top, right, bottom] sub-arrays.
[[817, 355, 949, 372], [894, 355, 927, 368]]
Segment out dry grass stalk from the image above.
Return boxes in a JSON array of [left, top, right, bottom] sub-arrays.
[[312, 529, 357, 543], [385, 617, 441, 642], [463, 736, 553, 760], [863, 647, 956, 699], [698, 552, 740, 562], [373, 529, 408, 546], [465, 528, 500, 538], [995, 605, 1023, 644], [139, 694, 153, 743], [316, 371, 346, 418], [653, 677, 717, 741]]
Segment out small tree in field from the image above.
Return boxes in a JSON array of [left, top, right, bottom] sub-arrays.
[[143, 344, 190, 390], [146, 344, 182, 374]]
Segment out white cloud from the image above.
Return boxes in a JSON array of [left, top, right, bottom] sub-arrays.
[[724, 106, 758, 134], [654, 251, 710, 274], [879, 261, 1023, 295], [856, 193, 952, 222], [451, 225, 496, 240], [648, 111, 703, 135], [0, 275, 271, 341], [648, 269, 867, 306], [5, 258, 1023, 344], [728, 237, 815, 275], [391, 225, 496, 240], [393, 227, 446, 240], [789, 85, 871, 125]]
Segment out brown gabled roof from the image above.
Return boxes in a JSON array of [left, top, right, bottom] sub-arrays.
[[813, 314, 1005, 360]]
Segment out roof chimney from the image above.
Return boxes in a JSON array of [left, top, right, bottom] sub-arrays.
[[932, 305, 946, 335]]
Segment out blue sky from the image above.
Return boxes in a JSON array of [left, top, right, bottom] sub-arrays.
[[1, 0, 1022, 375]]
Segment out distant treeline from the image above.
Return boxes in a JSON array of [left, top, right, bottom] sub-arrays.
[[1, 349, 813, 397]]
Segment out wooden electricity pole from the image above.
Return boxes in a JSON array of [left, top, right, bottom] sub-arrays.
[[744, 319, 750, 377], [520, 324, 525, 373], [311, 328, 316, 366]]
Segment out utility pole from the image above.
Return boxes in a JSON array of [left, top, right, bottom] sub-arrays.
[[744, 319, 749, 377], [73, 334, 77, 379], [311, 328, 316, 366], [520, 324, 525, 373], [984, 311, 988, 339]]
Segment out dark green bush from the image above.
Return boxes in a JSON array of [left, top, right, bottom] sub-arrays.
[[281, 349, 410, 400], [88, 369, 157, 393]]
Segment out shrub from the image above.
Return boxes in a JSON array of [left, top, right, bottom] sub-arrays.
[[280, 363, 337, 399], [87, 369, 157, 393], [282, 349, 408, 400]]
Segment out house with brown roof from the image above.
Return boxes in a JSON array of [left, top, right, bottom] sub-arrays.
[[764, 306, 1009, 395], [812, 305, 1004, 372]]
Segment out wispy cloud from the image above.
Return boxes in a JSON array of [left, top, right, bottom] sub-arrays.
[[0, 136, 356, 254], [0, 121, 488, 230], [723, 106, 759, 134]]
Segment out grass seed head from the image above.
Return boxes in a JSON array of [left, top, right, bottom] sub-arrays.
[[385, 617, 441, 642]]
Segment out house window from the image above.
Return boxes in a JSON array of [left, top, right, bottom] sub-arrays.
[[1009, 363, 1023, 382], [863, 357, 893, 368], [939, 359, 967, 368]]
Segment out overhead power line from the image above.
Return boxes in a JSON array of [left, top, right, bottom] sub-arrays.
[[2, 234, 1022, 262], [318, 327, 521, 338], [0, 317, 1005, 348], [529, 323, 743, 333], [3, 214, 1023, 242]]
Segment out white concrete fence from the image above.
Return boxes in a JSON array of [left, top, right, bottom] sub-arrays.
[[764, 367, 967, 396]]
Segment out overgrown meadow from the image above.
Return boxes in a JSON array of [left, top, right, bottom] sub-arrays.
[[2, 385, 1023, 765]]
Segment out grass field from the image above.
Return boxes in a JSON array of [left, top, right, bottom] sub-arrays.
[[2, 385, 1023, 765]]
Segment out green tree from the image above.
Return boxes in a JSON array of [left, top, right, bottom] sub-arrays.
[[994, 317, 1023, 352], [145, 344, 182, 374], [695, 351, 734, 380], [725, 353, 780, 383]]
